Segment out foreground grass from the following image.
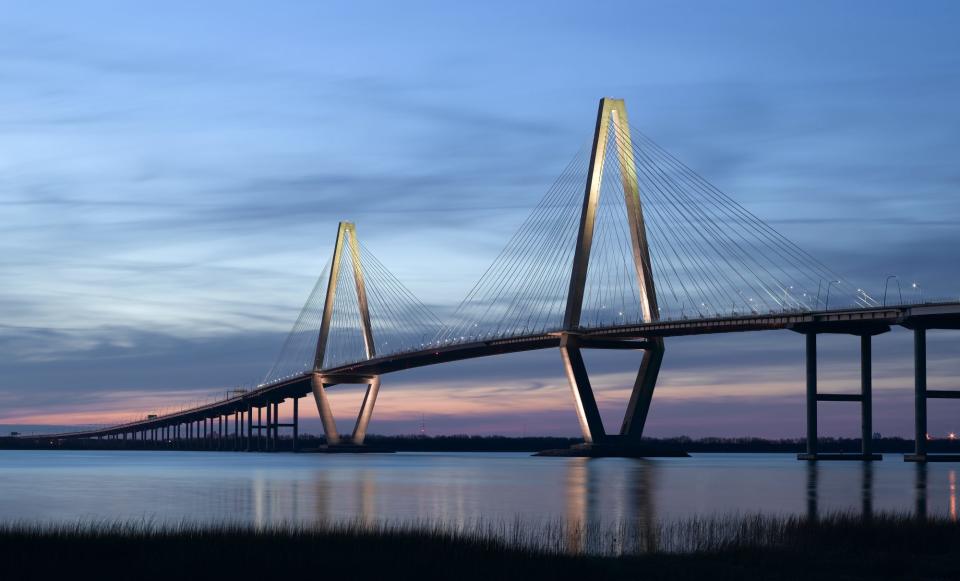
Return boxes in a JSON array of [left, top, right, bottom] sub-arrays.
[[3, 513, 960, 580]]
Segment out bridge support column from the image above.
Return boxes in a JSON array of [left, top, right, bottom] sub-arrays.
[[902, 326, 960, 462], [265, 404, 272, 451], [352, 378, 380, 445], [621, 338, 665, 441], [797, 331, 882, 461], [915, 327, 927, 457], [312, 374, 341, 445], [311, 373, 381, 447], [559, 337, 605, 444], [257, 407, 263, 451], [292, 397, 299, 452], [554, 334, 675, 456], [273, 402, 280, 451], [906, 327, 929, 462], [246, 406, 253, 452], [804, 333, 818, 457], [861, 335, 873, 457]]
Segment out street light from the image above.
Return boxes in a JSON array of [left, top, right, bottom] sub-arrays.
[[913, 282, 923, 303], [883, 275, 902, 306]]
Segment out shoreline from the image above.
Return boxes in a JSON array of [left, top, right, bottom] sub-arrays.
[[0, 434, 953, 455]]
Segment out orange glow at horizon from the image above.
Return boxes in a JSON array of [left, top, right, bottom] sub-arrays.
[[0, 368, 928, 431]]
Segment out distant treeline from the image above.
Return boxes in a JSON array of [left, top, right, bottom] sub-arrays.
[[3, 433, 960, 454]]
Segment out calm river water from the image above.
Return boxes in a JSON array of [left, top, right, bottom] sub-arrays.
[[0, 451, 953, 527]]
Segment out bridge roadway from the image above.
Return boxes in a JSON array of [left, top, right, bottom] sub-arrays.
[[31, 301, 960, 444]]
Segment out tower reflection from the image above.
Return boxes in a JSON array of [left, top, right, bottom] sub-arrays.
[[358, 469, 376, 526], [564, 458, 658, 554], [628, 460, 658, 553], [564, 458, 590, 552]]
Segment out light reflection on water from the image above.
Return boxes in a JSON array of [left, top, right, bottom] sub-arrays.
[[0, 451, 956, 530]]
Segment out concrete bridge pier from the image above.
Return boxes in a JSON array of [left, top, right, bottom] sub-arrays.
[[544, 334, 682, 458], [292, 397, 299, 452], [266, 397, 300, 452], [311, 373, 382, 449], [272, 402, 280, 451], [905, 325, 960, 462], [797, 330, 883, 461], [264, 405, 271, 450], [256, 406, 263, 451], [246, 405, 253, 451]]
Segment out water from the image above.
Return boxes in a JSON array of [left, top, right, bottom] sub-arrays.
[[0, 450, 953, 528]]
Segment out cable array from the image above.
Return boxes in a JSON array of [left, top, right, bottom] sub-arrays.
[[434, 118, 876, 343], [265, 113, 879, 373], [606, 121, 876, 322], [434, 146, 590, 344], [261, 260, 332, 385], [356, 241, 444, 361], [261, 231, 444, 383]]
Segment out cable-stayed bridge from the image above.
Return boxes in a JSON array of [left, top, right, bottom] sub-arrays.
[[31, 98, 960, 461]]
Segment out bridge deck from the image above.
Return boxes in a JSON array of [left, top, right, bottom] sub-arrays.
[[29, 302, 960, 441]]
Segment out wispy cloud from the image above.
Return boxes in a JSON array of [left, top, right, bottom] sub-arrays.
[[1, 1, 959, 435]]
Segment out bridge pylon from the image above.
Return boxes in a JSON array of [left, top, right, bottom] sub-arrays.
[[561, 97, 665, 448], [310, 221, 381, 446]]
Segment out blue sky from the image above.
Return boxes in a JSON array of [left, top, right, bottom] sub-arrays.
[[2, 1, 959, 437]]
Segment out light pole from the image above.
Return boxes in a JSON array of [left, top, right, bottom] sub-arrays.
[[883, 275, 902, 306], [824, 280, 840, 310], [912, 282, 923, 303]]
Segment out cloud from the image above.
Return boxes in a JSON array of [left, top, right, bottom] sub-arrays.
[[2, 0, 960, 437]]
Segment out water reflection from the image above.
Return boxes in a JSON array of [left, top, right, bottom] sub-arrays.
[[628, 461, 657, 553], [5, 451, 960, 533], [861, 462, 873, 520], [358, 470, 376, 526], [801, 461, 960, 523], [916, 463, 928, 520], [806, 461, 819, 521], [563, 458, 658, 554], [805, 461, 874, 521], [564, 458, 588, 551], [950, 470, 957, 522]]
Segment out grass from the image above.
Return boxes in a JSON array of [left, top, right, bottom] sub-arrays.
[[2, 513, 960, 580]]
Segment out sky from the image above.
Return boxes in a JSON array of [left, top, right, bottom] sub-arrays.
[[2, 0, 960, 439]]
